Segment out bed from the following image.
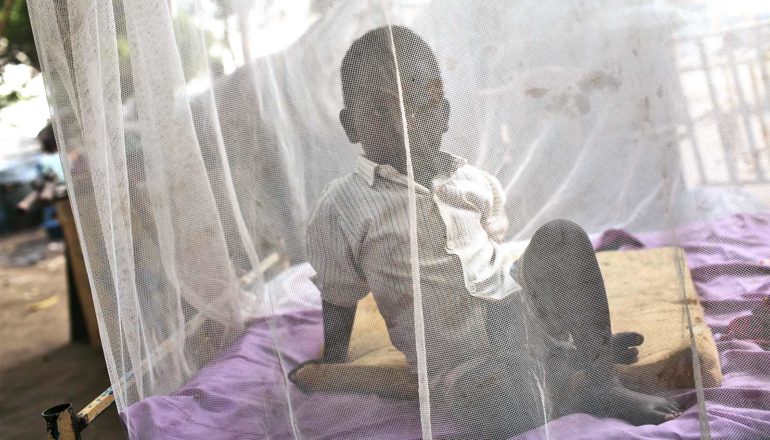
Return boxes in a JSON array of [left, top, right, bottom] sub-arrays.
[[122, 212, 770, 439]]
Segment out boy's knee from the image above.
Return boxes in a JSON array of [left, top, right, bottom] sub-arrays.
[[536, 219, 587, 243]]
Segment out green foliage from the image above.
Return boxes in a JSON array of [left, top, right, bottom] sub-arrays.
[[0, 88, 21, 107], [0, 0, 237, 109], [1, 0, 38, 109], [1, 0, 37, 69]]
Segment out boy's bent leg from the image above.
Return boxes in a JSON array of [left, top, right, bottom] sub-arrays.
[[519, 219, 682, 424], [520, 219, 615, 371]]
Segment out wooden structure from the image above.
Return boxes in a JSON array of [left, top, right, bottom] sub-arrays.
[[56, 197, 101, 347]]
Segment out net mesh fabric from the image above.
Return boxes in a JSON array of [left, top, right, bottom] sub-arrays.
[[27, 1, 770, 439]]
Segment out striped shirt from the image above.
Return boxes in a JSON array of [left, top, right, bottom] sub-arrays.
[[306, 152, 521, 372]]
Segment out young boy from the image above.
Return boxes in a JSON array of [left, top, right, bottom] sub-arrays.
[[305, 25, 682, 438]]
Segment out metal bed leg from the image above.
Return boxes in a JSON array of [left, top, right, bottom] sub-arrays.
[[42, 403, 81, 440], [42, 387, 115, 439]]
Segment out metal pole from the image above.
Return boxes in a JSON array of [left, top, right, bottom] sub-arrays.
[[726, 38, 766, 181], [697, 37, 739, 183], [42, 403, 81, 440]]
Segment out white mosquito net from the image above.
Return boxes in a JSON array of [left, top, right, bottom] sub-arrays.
[[28, 0, 770, 439]]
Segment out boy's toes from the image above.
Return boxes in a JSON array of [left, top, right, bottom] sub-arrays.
[[657, 401, 678, 413], [653, 399, 682, 422], [662, 410, 678, 421], [639, 403, 679, 425], [661, 407, 682, 421]]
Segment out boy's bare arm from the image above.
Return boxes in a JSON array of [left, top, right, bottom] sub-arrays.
[[322, 300, 356, 363]]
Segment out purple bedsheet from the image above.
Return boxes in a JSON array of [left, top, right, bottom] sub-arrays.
[[123, 212, 770, 439]]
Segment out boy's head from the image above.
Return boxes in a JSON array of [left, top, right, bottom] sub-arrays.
[[339, 26, 449, 168]]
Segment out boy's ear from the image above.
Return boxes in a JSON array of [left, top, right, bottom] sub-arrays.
[[339, 109, 358, 143], [440, 98, 450, 133]]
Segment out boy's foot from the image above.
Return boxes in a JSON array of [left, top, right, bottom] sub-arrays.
[[576, 377, 683, 425], [610, 332, 643, 364]]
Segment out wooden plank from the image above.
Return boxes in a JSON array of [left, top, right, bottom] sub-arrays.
[[56, 198, 101, 348], [76, 388, 114, 428], [600, 247, 722, 392]]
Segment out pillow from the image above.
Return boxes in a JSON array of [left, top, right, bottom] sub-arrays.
[[289, 247, 721, 398]]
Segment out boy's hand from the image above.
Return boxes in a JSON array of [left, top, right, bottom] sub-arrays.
[[288, 359, 327, 393], [610, 332, 644, 364], [288, 301, 356, 394]]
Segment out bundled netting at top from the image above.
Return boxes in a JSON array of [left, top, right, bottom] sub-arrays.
[[27, 0, 770, 438]]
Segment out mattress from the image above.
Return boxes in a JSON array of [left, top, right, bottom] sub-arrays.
[[122, 212, 770, 440]]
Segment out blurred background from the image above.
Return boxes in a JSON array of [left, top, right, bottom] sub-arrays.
[[0, 1, 124, 437]]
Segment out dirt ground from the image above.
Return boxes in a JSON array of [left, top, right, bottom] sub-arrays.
[[0, 229, 125, 439]]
